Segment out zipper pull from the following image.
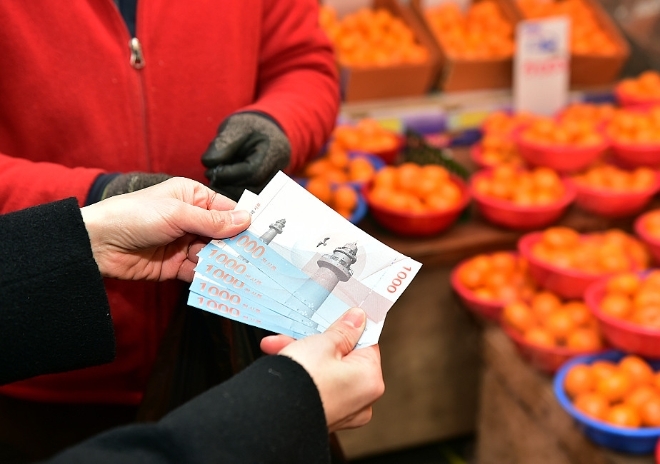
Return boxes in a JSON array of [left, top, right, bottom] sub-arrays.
[[129, 38, 145, 69]]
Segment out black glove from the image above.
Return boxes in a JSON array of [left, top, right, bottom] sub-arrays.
[[201, 112, 291, 201], [100, 172, 172, 200]]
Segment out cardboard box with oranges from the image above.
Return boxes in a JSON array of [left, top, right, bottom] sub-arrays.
[[321, 0, 440, 102], [410, 0, 519, 92]]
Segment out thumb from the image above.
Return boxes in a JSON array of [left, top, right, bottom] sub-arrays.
[[324, 308, 367, 357], [174, 203, 251, 238]]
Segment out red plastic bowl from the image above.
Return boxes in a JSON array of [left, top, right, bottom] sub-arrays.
[[567, 173, 660, 218], [634, 211, 660, 266], [368, 134, 405, 165], [518, 232, 608, 299], [450, 257, 509, 321], [584, 277, 660, 358], [362, 175, 470, 237], [470, 170, 575, 230], [502, 322, 605, 374], [614, 86, 660, 110], [514, 130, 608, 174], [608, 139, 660, 169]]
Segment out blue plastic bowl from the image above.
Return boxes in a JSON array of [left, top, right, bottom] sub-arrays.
[[296, 179, 367, 226], [349, 189, 368, 225], [554, 350, 660, 455]]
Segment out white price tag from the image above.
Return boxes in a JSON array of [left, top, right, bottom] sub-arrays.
[[514, 17, 570, 116]]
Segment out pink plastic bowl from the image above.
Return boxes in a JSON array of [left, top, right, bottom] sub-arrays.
[[450, 256, 510, 321], [634, 211, 660, 265], [518, 232, 608, 299], [470, 170, 575, 230], [363, 175, 470, 237], [614, 86, 660, 110], [514, 131, 608, 174], [608, 139, 660, 169], [584, 276, 660, 359], [567, 173, 660, 218], [502, 323, 605, 374]]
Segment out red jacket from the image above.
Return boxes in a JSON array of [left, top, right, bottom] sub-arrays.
[[0, 0, 339, 404]]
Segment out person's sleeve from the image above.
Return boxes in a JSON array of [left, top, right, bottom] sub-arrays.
[[46, 355, 331, 464], [0, 198, 115, 385], [0, 153, 105, 214], [241, 0, 340, 174]]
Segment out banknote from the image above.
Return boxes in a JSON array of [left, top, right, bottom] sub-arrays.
[[196, 242, 328, 329], [189, 172, 422, 347], [189, 273, 320, 337], [221, 171, 422, 346]]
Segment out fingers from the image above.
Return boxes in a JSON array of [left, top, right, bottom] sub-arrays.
[[172, 203, 251, 239], [260, 334, 296, 355], [322, 308, 367, 356], [204, 133, 270, 184], [201, 132, 253, 167]]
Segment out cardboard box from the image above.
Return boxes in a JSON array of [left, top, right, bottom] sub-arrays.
[[409, 0, 519, 92], [327, 0, 440, 102], [506, 0, 630, 87]]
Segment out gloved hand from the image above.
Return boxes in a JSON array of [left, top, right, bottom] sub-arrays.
[[101, 172, 173, 200], [201, 112, 291, 201]]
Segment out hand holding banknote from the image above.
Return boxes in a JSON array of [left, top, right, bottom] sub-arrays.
[[261, 307, 384, 433], [81, 177, 250, 282]]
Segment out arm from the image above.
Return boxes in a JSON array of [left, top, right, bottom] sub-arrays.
[[0, 178, 251, 384], [46, 309, 382, 464], [242, 0, 340, 172]]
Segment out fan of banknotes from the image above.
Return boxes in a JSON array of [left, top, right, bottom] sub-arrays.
[[187, 172, 421, 347]]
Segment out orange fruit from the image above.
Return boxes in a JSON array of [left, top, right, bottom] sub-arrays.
[[619, 355, 655, 387], [640, 395, 660, 427], [574, 392, 610, 420], [564, 364, 595, 398], [565, 328, 603, 351], [605, 404, 642, 428], [544, 309, 576, 341], [333, 185, 358, 212], [596, 369, 633, 403], [600, 293, 632, 320], [591, 360, 618, 383], [305, 178, 333, 205], [530, 291, 562, 319], [502, 302, 536, 334], [523, 327, 555, 348]]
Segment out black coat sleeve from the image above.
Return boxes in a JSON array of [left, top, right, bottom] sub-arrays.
[[46, 355, 331, 464], [0, 198, 116, 384]]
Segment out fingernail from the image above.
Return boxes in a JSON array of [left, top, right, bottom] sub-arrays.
[[230, 210, 250, 224], [341, 308, 366, 329]]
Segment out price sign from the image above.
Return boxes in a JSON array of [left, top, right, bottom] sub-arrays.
[[514, 17, 570, 116]]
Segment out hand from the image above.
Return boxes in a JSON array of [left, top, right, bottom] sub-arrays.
[[201, 112, 291, 200], [101, 172, 173, 199], [261, 308, 384, 433], [80, 177, 251, 282]]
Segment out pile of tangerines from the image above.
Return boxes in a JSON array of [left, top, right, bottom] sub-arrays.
[[564, 355, 660, 427], [475, 111, 536, 167], [455, 251, 536, 304], [517, 0, 619, 55], [366, 163, 463, 213], [319, 6, 429, 67], [519, 116, 605, 147], [605, 106, 660, 145], [571, 163, 657, 192], [597, 271, 660, 329], [616, 71, 660, 103], [502, 292, 604, 351], [424, 0, 514, 59], [529, 227, 650, 275], [471, 165, 566, 206]]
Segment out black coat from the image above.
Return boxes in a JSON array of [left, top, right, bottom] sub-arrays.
[[0, 198, 330, 463]]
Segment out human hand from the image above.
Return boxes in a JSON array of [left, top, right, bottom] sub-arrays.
[[101, 172, 173, 200], [201, 112, 291, 200], [260, 308, 384, 433], [80, 177, 251, 282]]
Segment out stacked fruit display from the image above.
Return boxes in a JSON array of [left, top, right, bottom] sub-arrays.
[[319, 5, 429, 68], [423, 0, 515, 59]]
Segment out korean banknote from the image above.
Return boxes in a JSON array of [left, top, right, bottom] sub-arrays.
[[188, 171, 421, 347]]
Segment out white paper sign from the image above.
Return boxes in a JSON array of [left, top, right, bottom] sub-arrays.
[[514, 17, 570, 116]]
